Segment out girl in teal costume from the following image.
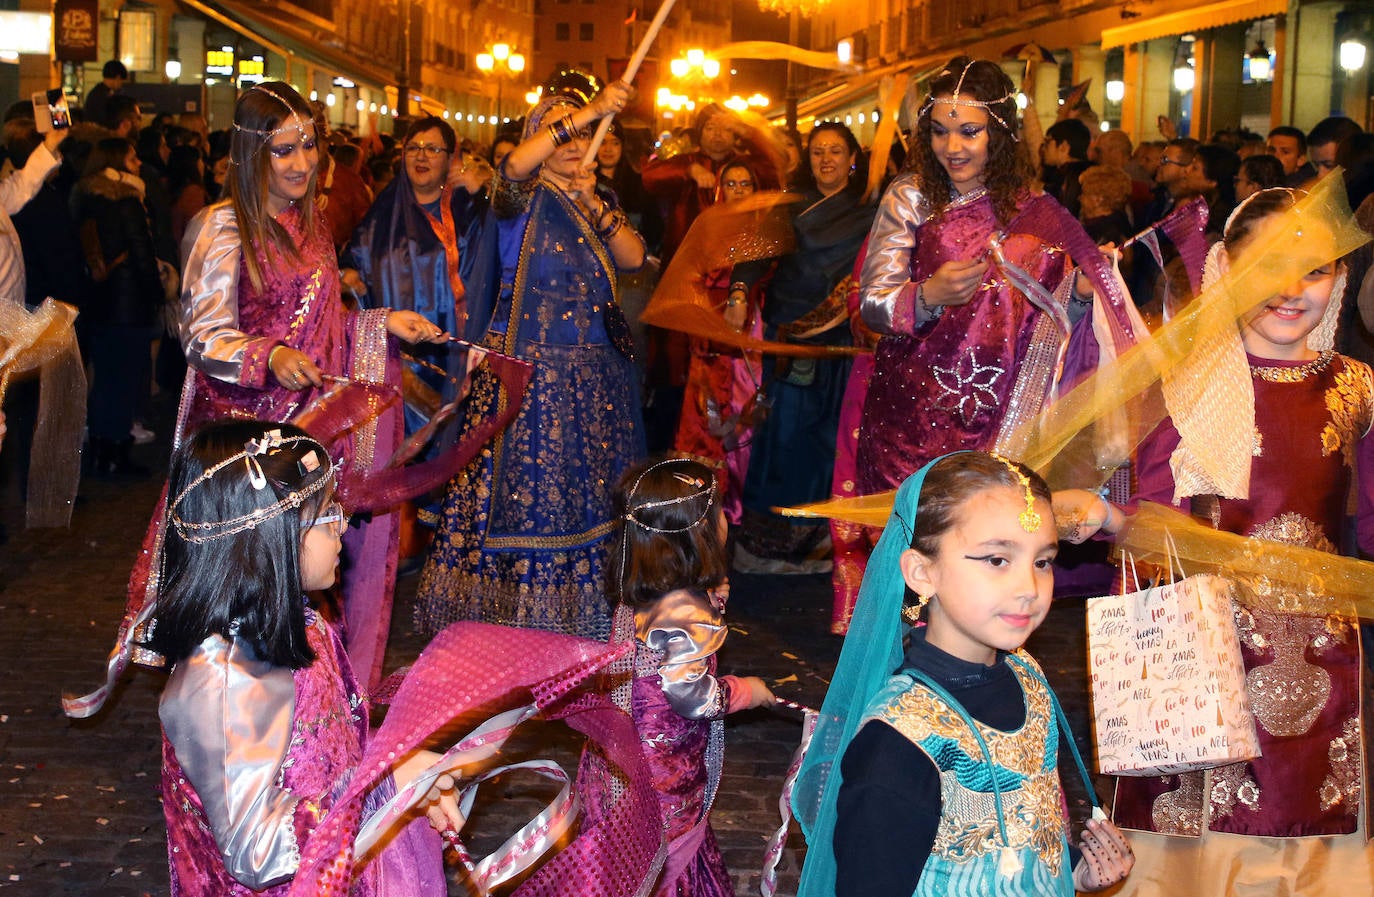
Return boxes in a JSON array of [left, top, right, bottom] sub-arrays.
[[794, 452, 1135, 896]]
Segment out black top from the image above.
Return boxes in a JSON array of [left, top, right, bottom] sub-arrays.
[[833, 631, 1026, 897]]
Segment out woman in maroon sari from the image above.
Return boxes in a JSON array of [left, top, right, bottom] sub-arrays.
[[833, 57, 1136, 630]]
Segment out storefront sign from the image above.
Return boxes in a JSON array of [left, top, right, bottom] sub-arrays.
[[52, 0, 95, 62]]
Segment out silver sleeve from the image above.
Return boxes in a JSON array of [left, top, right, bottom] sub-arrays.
[[159, 634, 301, 889], [859, 174, 930, 334], [178, 204, 267, 384], [638, 590, 730, 720]]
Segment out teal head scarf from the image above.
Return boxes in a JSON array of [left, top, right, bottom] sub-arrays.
[[793, 454, 956, 897]]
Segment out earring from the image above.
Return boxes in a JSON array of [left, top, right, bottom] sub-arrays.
[[902, 593, 931, 624]]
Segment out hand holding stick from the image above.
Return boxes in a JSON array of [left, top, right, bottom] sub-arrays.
[[581, 0, 678, 168]]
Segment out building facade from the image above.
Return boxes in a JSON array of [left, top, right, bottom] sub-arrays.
[[801, 0, 1372, 145]]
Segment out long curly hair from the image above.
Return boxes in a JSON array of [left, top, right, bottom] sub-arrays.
[[911, 56, 1032, 226]]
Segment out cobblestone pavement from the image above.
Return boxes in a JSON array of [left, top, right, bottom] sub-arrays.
[[0, 439, 1099, 896]]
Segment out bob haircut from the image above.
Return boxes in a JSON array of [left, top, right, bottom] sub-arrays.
[[144, 419, 334, 669], [225, 82, 319, 291], [912, 56, 1032, 226], [903, 452, 1052, 616], [609, 456, 728, 608], [403, 115, 456, 154], [82, 136, 135, 177]]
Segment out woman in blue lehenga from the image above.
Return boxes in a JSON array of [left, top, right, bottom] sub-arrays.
[[415, 74, 646, 639]]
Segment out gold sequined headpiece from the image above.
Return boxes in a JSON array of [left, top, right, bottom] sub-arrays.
[[990, 453, 1041, 533], [230, 86, 315, 168], [169, 429, 340, 544]]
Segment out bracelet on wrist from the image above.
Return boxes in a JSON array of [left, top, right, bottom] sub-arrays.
[[595, 208, 628, 240], [547, 115, 575, 148], [915, 284, 946, 322]]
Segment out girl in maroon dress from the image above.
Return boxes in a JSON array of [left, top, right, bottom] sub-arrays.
[[602, 457, 776, 896], [1057, 188, 1374, 895]]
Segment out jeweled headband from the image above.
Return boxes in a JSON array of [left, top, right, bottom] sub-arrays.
[[917, 59, 1018, 138], [624, 458, 717, 534], [230, 85, 315, 160], [169, 429, 340, 544]]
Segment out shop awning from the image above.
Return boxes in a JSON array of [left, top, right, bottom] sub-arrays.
[[1101, 0, 1288, 49], [789, 57, 948, 124], [179, 0, 395, 92]]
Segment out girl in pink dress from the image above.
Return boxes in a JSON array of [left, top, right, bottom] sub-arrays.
[[599, 456, 776, 896], [146, 420, 462, 896]]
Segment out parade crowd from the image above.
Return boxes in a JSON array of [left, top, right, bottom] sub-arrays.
[[3, 48, 1374, 897]]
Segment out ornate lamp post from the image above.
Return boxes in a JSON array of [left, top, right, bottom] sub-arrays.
[[476, 43, 527, 134], [755, 0, 833, 130]]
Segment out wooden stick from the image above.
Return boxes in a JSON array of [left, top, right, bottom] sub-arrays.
[[581, 0, 678, 168]]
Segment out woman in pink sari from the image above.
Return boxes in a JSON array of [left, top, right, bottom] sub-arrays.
[[66, 83, 445, 718]]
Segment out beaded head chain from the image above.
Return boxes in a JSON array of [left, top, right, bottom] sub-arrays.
[[918, 59, 1018, 137], [169, 429, 340, 544], [624, 457, 718, 534], [989, 452, 1042, 533], [230, 85, 315, 171]]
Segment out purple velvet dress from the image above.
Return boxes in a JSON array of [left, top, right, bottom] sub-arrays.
[[1116, 352, 1374, 842], [160, 612, 444, 896]]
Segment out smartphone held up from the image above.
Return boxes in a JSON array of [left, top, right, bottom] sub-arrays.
[[33, 89, 71, 133]]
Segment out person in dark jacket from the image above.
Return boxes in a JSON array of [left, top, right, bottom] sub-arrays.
[[71, 136, 163, 476]]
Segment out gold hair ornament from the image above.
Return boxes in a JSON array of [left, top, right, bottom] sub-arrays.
[[990, 453, 1042, 533]]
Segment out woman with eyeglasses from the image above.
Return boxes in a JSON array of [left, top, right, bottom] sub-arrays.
[[673, 158, 774, 525], [77, 83, 448, 709], [416, 72, 648, 640]]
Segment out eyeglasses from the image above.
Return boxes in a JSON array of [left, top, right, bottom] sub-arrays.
[[404, 143, 449, 158], [301, 500, 348, 535], [724, 180, 754, 190], [1159, 156, 1194, 168]]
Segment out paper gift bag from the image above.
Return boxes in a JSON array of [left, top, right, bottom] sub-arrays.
[[1087, 572, 1260, 776]]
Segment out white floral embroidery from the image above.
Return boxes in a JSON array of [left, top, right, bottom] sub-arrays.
[[932, 348, 1005, 426]]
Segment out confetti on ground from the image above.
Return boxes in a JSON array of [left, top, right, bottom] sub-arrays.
[[96, 818, 109, 826], [53, 794, 68, 800], [31, 836, 42, 845], [59, 863, 70, 869], [8, 875, 19, 882], [0, 715, 7, 723], [781, 652, 798, 660], [96, 785, 115, 792], [27, 803, 39, 809], [773, 674, 798, 685]]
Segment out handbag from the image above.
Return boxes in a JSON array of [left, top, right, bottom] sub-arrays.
[[1086, 550, 1260, 776]]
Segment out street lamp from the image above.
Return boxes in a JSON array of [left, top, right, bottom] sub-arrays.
[[476, 43, 526, 134], [1340, 38, 1367, 73], [1248, 41, 1272, 82]]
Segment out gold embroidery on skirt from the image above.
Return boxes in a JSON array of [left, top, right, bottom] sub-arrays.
[[1151, 773, 1204, 835], [1209, 763, 1260, 817], [1320, 718, 1362, 813]]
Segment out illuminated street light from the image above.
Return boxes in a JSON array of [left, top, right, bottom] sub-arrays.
[[477, 43, 528, 133], [1248, 41, 1271, 82], [747, 93, 769, 107], [1173, 64, 1194, 93], [1105, 79, 1125, 103], [1340, 38, 1367, 73]]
